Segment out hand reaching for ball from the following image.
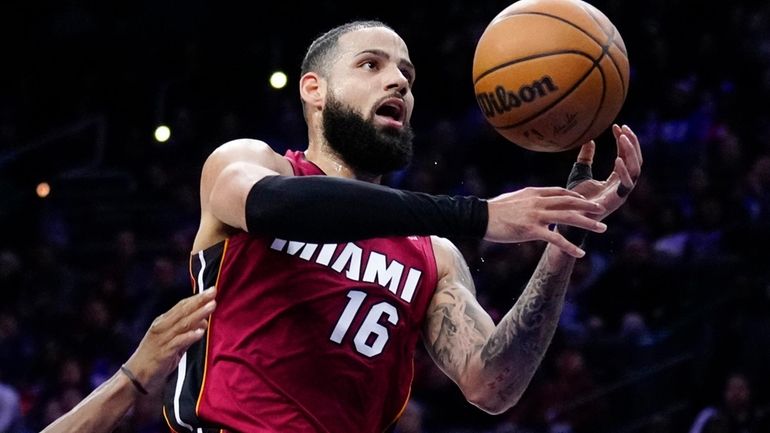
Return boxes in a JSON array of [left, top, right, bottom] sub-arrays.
[[484, 186, 607, 258], [483, 123, 641, 258], [568, 124, 642, 220]]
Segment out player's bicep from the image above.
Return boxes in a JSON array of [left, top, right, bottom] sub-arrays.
[[201, 139, 291, 230], [422, 237, 495, 385]]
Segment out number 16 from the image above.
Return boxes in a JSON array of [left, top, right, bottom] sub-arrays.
[[329, 290, 399, 358]]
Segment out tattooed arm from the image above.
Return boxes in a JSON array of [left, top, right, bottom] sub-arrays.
[[422, 126, 643, 414], [423, 236, 574, 414]]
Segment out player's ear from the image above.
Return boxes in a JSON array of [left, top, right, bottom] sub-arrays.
[[300, 72, 325, 110]]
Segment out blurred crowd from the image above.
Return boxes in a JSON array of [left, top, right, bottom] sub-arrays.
[[2, 1, 770, 432]]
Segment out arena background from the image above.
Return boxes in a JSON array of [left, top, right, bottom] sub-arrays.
[[2, 1, 770, 432]]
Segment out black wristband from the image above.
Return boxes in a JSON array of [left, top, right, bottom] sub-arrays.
[[245, 175, 488, 243], [120, 365, 148, 395]]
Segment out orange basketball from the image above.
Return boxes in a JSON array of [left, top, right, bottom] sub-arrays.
[[473, 0, 629, 152]]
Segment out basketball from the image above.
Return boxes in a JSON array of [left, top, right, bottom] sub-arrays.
[[473, 0, 629, 152]]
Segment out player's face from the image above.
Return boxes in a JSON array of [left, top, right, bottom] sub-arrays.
[[325, 27, 415, 132], [321, 27, 416, 175]]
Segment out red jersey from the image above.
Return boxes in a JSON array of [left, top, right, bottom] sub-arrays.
[[163, 150, 439, 433]]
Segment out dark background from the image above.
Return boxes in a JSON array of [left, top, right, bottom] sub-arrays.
[[1, 1, 770, 432]]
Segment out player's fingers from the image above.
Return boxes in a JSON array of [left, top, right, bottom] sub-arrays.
[[530, 186, 587, 199], [614, 156, 634, 186], [165, 287, 217, 325], [172, 300, 216, 337], [540, 196, 605, 214], [619, 134, 641, 180], [187, 300, 217, 326], [148, 311, 175, 335], [576, 140, 596, 165], [548, 210, 607, 233], [169, 317, 208, 350], [604, 170, 620, 185], [613, 157, 634, 197], [168, 328, 207, 355], [540, 229, 585, 258], [189, 318, 208, 332], [160, 297, 200, 328], [612, 123, 622, 142], [621, 125, 643, 165]]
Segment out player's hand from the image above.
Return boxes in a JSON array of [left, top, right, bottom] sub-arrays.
[[484, 186, 607, 258], [568, 124, 642, 220], [123, 287, 217, 395]]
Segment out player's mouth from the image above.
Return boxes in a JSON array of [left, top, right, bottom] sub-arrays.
[[373, 98, 406, 128]]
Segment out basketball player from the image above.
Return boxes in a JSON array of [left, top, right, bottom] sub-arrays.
[[163, 21, 642, 433], [40, 288, 216, 433]]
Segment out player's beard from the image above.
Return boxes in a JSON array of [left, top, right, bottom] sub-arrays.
[[322, 95, 414, 176]]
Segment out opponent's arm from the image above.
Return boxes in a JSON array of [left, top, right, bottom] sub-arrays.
[[40, 288, 216, 433], [423, 237, 573, 414], [39, 367, 139, 433]]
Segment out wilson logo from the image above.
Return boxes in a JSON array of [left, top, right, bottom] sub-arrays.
[[476, 76, 559, 118]]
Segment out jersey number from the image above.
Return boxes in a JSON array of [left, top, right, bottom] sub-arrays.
[[329, 290, 398, 358]]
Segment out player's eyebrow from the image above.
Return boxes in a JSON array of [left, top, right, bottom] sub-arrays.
[[355, 49, 415, 75]]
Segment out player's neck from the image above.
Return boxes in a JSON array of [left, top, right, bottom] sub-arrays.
[[305, 142, 383, 184]]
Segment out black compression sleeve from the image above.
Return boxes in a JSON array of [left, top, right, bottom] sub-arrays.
[[245, 175, 488, 243]]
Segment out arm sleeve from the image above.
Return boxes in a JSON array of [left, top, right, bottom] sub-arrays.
[[245, 175, 488, 243]]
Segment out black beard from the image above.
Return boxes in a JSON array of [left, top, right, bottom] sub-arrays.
[[322, 96, 414, 176]]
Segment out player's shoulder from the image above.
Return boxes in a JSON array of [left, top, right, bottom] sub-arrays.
[[204, 138, 291, 174], [430, 236, 465, 272], [430, 235, 456, 255], [429, 236, 476, 295], [210, 138, 277, 160]]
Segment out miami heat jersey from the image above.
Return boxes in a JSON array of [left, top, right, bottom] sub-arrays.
[[163, 150, 439, 433]]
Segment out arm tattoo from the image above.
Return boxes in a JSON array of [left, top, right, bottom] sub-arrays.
[[480, 252, 574, 403], [428, 246, 488, 374], [430, 292, 487, 372], [425, 241, 575, 409]]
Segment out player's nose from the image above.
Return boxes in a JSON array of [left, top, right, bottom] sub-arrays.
[[383, 64, 409, 96]]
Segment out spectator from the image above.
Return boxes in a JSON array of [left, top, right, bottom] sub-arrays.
[[690, 372, 770, 433]]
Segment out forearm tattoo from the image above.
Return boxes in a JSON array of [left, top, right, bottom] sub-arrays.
[[480, 252, 574, 402], [426, 244, 575, 407], [430, 291, 488, 372], [429, 250, 488, 374]]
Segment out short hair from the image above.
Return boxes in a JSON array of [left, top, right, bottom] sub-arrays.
[[300, 20, 393, 78]]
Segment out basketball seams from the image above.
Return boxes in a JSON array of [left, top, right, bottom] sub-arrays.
[[474, 1, 629, 152], [496, 58, 596, 130], [474, 12, 604, 82], [497, 11, 605, 54], [564, 62, 607, 150], [476, 10, 626, 99], [597, 25, 627, 100], [579, 5, 627, 56], [578, 3, 628, 99], [496, 41, 611, 130], [474, 50, 595, 84]]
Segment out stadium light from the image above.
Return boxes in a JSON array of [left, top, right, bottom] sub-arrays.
[[154, 125, 171, 143], [269, 71, 288, 89], [36, 182, 51, 198]]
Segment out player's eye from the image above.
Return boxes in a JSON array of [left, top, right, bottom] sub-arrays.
[[400, 69, 414, 84], [361, 60, 378, 70]]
